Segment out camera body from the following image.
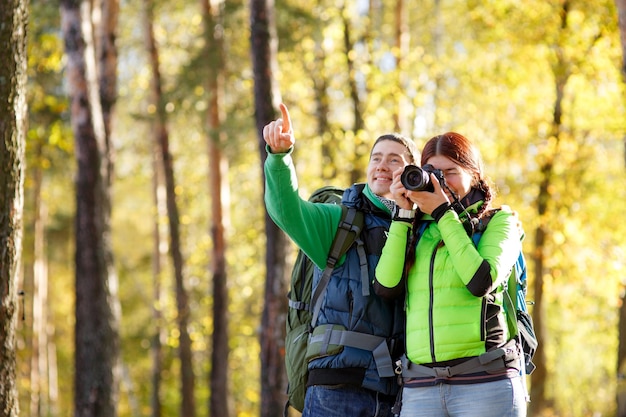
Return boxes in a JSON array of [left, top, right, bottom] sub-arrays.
[[400, 164, 445, 192]]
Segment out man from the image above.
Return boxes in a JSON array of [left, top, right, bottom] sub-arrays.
[[263, 103, 417, 417]]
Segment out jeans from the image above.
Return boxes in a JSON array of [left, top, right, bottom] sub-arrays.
[[399, 377, 527, 417], [302, 385, 395, 417]]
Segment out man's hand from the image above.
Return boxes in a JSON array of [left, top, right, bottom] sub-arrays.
[[389, 167, 414, 209], [263, 103, 295, 153]]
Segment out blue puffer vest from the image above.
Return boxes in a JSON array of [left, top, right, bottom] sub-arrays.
[[307, 184, 405, 396]]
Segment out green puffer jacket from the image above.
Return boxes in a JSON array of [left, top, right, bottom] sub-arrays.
[[375, 203, 521, 365]]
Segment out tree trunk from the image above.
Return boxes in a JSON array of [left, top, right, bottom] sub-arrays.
[[150, 135, 166, 417], [250, 0, 290, 415], [528, 4, 570, 413], [393, 0, 407, 133], [615, 0, 626, 414], [0, 0, 28, 415], [60, 0, 120, 415], [201, 0, 231, 415], [141, 1, 196, 416], [97, 0, 119, 187], [309, 3, 334, 180], [340, 3, 366, 184], [31, 146, 50, 417]]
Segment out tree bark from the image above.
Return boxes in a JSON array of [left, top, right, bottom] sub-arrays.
[[250, 0, 290, 415], [97, 0, 119, 187], [0, 0, 28, 415], [60, 0, 120, 415], [141, 1, 196, 416], [201, 0, 232, 415]]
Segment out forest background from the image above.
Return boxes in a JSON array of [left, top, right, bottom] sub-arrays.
[[10, 0, 626, 416]]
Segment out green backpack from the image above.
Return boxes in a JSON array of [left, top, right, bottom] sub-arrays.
[[283, 186, 364, 414]]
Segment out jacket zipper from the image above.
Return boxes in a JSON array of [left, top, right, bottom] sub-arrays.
[[428, 241, 442, 362]]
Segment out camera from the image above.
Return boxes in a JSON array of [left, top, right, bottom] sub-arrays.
[[400, 164, 445, 192]]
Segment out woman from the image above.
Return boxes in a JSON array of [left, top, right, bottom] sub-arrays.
[[374, 132, 527, 416]]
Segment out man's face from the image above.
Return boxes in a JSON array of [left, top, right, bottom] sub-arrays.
[[367, 140, 412, 199]]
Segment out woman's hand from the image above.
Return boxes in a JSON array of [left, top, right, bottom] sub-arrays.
[[406, 173, 450, 215]]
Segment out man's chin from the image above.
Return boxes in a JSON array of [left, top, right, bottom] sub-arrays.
[[370, 184, 391, 198]]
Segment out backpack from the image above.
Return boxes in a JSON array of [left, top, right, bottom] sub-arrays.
[[284, 186, 365, 414], [472, 209, 538, 375]]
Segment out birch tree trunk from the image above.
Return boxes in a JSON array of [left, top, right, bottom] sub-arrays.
[[0, 0, 28, 415]]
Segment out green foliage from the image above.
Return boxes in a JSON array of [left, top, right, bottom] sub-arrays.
[[22, 0, 626, 416]]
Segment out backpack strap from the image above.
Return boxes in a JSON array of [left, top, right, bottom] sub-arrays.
[[307, 206, 399, 379], [308, 326, 396, 377], [355, 237, 369, 297], [310, 206, 364, 327], [400, 338, 520, 379], [471, 211, 519, 335]]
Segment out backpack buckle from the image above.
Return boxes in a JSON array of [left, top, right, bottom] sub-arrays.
[[433, 366, 452, 378]]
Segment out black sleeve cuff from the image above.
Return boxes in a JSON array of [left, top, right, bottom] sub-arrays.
[[431, 202, 452, 222]]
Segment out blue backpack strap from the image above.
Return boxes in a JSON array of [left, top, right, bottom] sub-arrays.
[[310, 207, 363, 327]]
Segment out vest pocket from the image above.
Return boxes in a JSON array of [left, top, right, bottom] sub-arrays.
[[306, 324, 346, 360]]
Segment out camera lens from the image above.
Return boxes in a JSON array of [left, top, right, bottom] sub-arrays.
[[400, 165, 434, 192]]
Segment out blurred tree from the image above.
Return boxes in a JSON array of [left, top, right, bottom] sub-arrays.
[[201, 0, 232, 415], [149, 122, 166, 417], [141, 0, 196, 415], [18, 0, 626, 415], [615, 0, 626, 414], [0, 0, 28, 415], [29, 142, 52, 417], [59, 0, 121, 415], [339, 2, 366, 184], [23, 2, 73, 414], [529, 1, 605, 413], [141, 3, 166, 416], [251, 0, 289, 415]]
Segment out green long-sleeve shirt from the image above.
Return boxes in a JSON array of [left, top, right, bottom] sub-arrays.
[[263, 147, 391, 268]]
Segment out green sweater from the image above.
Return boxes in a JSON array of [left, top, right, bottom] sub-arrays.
[[263, 147, 391, 268], [375, 206, 520, 365]]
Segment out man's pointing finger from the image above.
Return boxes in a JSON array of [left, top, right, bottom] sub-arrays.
[[279, 103, 291, 133]]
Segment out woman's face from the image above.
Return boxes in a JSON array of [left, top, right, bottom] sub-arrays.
[[425, 155, 474, 200]]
